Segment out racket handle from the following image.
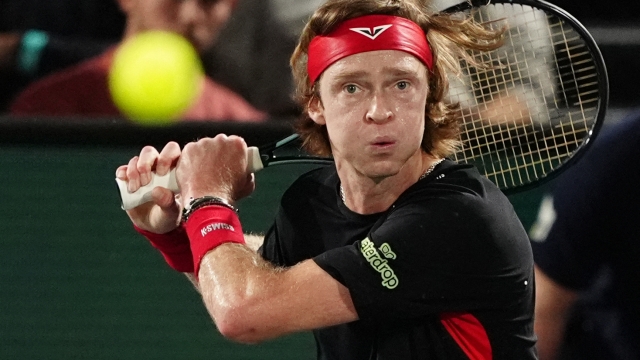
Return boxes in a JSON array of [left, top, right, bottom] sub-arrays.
[[116, 146, 263, 210]]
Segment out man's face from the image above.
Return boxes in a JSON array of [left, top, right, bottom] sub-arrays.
[[122, 0, 233, 52], [309, 50, 429, 180]]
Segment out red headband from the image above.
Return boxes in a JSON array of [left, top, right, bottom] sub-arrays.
[[307, 15, 433, 84]]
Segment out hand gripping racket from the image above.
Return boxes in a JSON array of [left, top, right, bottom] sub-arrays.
[[117, 135, 331, 210], [117, 0, 608, 209]]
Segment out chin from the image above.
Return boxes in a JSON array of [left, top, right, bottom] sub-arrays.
[[364, 163, 402, 180]]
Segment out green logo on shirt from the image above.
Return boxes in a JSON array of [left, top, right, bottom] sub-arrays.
[[360, 238, 399, 289]]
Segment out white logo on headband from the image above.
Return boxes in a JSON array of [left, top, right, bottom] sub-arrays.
[[349, 24, 393, 40]]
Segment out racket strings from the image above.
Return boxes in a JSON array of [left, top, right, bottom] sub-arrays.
[[448, 3, 602, 190]]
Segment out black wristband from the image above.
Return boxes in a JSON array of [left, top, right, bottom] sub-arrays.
[[181, 196, 238, 223]]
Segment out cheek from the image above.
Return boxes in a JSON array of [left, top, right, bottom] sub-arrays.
[[395, 92, 426, 118], [323, 93, 365, 119], [322, 102, 362, 147], [322, 98, 363, 137], [397, 94, 427, 143]]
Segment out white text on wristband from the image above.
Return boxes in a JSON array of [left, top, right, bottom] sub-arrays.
[[200, 222, 236, 236]]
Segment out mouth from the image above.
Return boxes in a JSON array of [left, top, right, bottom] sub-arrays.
[[370, 138, 397, 150]]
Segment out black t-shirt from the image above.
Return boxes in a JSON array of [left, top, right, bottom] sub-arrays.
[[259, 160, 537, 359]]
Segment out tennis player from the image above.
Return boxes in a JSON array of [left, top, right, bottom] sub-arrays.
[[116, 0, 538, 358]]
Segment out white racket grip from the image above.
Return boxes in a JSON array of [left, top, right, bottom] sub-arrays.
[[116, 146, 263, 210]]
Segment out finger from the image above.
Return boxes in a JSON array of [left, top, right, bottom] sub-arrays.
[[248, 172, 256, 193], [156, 142, 181, 176], [151, 187, 181, 226], [180, 141, 195, 159], [245, 173, 256, 195], [137, 146, 160, 185], [236, 172, 256, 201], [151, 186, 179, 209], [228, 134, 246, 145], [212, 133, 228, 141], [115, 165, 128, 180], [126, 156, 141, 193], [137, 146, 160, 186]]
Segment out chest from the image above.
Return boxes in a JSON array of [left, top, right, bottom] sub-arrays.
[[276, 198, 383, 264]]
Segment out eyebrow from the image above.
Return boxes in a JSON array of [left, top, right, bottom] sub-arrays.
[[331, 66, 422, 83]]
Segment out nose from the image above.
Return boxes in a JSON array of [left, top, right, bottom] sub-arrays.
[[366, 94, 394, 123]]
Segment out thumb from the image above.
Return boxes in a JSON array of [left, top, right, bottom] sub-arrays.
[[151, 186, 179, 210], [236, 173, 256, 200]]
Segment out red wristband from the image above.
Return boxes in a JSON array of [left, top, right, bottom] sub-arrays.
[[184, 205, 245, 276], [134, 225, 194, 273]]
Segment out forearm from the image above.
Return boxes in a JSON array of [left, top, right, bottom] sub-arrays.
[[197, 243, 288, 343], [177, 207, 358, 343], [182, 232, 263, 293], [535, 313, 570, 360], [195, 242, 357, 344], [184, 234, 264, 292], [534, 266, 579, 360]]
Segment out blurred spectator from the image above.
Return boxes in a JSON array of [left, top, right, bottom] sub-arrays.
[[270, 0, 325, 36], [9, 0, 266, 122], [0, 0, 125, 110], [529, 108, 640, 360], [205, 0, 299, 117], [429, 0, 556, 130], [1, 0, 302, 119]]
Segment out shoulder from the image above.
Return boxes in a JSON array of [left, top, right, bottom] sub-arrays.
[[398, 160, 507, 211], [261, 165, 339, 265], [590, 109, 640, 157], [281, 165, 337, 203], [552, 109, 640, 208], [386, 160, 525, 245], [564, 109, 640, 177]]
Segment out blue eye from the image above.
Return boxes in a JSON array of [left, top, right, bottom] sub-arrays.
[[397, 81, 409, 90]]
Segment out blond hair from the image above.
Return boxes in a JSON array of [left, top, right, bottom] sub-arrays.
[[290, 0, 504, 157]]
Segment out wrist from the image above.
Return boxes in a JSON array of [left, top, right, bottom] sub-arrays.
[[131, 221, 179, 235], [134, 225, 194, 273], [184, 205, 245, 277], [183, 190, 233, 204], [182, 195, 238, 223], [180, 183, 233, 205]]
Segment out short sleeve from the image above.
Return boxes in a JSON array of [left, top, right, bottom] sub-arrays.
[[314, 195, 531, 323]]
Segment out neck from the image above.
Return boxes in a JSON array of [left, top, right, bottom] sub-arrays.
[[339, 152, 441, 214]]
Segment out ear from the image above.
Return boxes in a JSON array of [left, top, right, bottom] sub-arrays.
[[307, 96, 326, 125]]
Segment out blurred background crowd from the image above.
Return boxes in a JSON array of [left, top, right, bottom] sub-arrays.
[[0, 0, 637, 123], [0, 0, 327, 121]]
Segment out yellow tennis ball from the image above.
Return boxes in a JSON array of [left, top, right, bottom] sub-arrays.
[[108, 31, 204, 125]]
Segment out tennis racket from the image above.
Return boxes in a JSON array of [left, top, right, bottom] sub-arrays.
[[117, 0, 608, 209], [443, 0, 607, 192]]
